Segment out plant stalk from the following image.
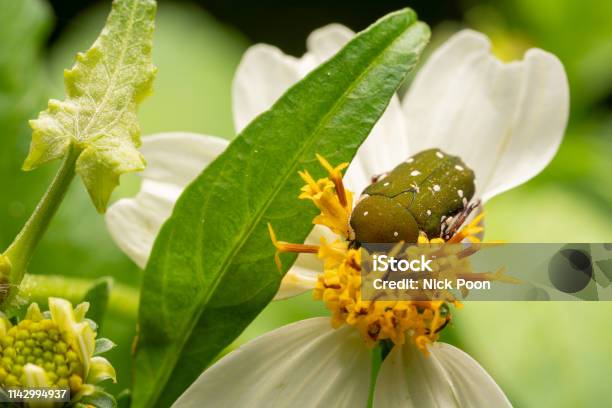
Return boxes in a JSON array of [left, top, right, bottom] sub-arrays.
[[1, 147, 78, 307]]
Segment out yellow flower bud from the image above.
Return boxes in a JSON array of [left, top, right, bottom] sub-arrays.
[[0, 297, 117, 396]]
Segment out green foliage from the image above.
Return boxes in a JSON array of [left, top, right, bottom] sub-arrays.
[[83, 277, 113, 329], [115, 389, 132, 408], [0, 0, 51, 250], [502, 0, 612, 111], [24, 0, 157, 213], [76, 390, 117, 408], [132, 9, 430, 407], [137, 3, 248, 138]]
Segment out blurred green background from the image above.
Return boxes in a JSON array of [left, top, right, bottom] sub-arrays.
[[1, 0, 611, 406]]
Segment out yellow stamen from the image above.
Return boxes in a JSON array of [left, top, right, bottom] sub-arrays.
[[316, 154, 349, 207], [313, 239, 450, 352], [298, 157, 352, 238], [268, 223, 320, 271]]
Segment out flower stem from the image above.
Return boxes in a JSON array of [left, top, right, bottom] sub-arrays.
[[1, 147, 78, 306], [367, 344, 384, 408], [19, 274, 139, 319]]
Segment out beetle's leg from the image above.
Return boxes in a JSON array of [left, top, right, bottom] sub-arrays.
[[443, 200, 481, 242], [433, 316, 451, 333]]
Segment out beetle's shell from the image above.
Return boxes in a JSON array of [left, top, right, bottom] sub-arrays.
[[350, 195, 419, 243], [352, 148, 475, 241]]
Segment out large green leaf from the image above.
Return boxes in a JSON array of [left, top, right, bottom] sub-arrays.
[[24, 0, 157, 213], [133, 9, 429, 407]]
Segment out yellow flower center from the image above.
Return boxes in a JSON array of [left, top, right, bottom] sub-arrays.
[[311, 238, 454, 352], [0, 319, 83, 391]]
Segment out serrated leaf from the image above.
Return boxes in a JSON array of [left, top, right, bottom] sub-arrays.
[[24, 0, 157, 213], [133, 9, 429, 407]]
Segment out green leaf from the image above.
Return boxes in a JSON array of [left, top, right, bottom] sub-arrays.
[[83, 277, 113, 327], [23, 0, 157, 213], [94, 337, 117, 355], [133, 8, 429, 407], [76, 390, 117, 408], [115, 389, 132, 408]]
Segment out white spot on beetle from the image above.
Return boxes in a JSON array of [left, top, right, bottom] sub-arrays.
[[455, 165, 464, 171], [433, 184, 441, 192], [363, 211, 369, 216], [393, 231, 399, 237], [383, 182, 390, 187], [376, 173, 388, 182], [458, 189, 464, 198], [426, 210, 432, 216], [410, 170, 420, 177], [436, 151, 444, 159]]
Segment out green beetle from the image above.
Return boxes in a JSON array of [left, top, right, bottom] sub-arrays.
[[349, 148, 477, 244]]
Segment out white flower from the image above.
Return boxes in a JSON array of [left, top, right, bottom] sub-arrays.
[[106, 25, 568, 300], [172, 317, 511, 407], [106, 23, 568, 407]]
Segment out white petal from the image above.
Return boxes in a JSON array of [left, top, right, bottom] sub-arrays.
[[173, 318, 371, 408], [105, 133, 228, 269], [274, 225, 338, 300], [401, 29, 569, 202], [105, 181, 176, 269], [232, 44, 302, 133], [301, 24, 354, 71], [275, 264, 319, 299], [345, 95, 408, 195], [429, 343, 512, 407], [140, 132, 229, 186], [233, 25, 354, 134], [375, 342, 511, 408]]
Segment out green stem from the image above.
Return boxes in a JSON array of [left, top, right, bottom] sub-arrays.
[[367, 344, 383, 408], [19, 274, 139, 319], [1, 147, 78, 305], [367, 340, 394, 407]]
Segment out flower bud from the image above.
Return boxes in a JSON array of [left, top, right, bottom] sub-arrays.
[[0, 298, 116, 399]]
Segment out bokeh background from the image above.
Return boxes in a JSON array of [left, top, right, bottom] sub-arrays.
[[1, 0, 611, 405]]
